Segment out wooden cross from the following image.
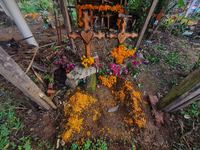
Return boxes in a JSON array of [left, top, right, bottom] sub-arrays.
[[107, 18, 137, 43], [89, 9, 98, 29], [101, 14, 114, 29], [68, 11, 105, 58]]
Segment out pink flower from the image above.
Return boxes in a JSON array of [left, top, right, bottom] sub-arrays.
[[123, 60, 126, 62], [96, 85, 100, 88], [132, 61, 137, 65], [139, 57, 141, 59], [110, 63, 116, 71], [131, 55, 136, 58], [71, 65, 75, 69], [54, 62, 58, 65], [99, 64, 104, 68], [110, 72, 112, 75], [138, 63, 142, 65], [113, 69, 118, 75], [123, 69, 128, 74], [94, 63, 98, 68], [144, 61, 149, 63], [140, 68, 145, 71], [104, 73, 107, 75], [134, 65, 138, 68]]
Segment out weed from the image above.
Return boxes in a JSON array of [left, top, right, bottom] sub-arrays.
[[38, 142, 42, 147], [44, 74, 54, 84], [63, 40, 67, 44], [180, 101, 200, 118], [0, 106, 21, 149], [52, 46, 56, 51]]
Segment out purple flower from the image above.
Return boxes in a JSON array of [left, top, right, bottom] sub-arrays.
[[136, 73, 138, 75], [140, 68, 145, 71], [138, 63, 142, 65], [134, 65, 138, 68], [123, 60, 126, 62], [144, 61, 149, 64]]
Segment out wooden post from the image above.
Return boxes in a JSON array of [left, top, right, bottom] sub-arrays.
[[134, 0, 158, 49], [74, 0, 79, 21], [157, 67, 200, 111], [60, 0, 75, 52], [101, 0, 104, 29], [0, 46, 57, 110]]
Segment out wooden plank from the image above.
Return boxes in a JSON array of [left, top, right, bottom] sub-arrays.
[[60, 0, 75, 52], [135, 0, 159, 49], [0, 46, 56, 110], [157, 67, 200, 110], [162, 82, 200, 112], [169, 95, 200, 113]]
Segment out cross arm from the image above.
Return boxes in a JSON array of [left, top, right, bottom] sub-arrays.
[[107, 33, 118, 39], [68, 32, 81, 40], [92, 32, 105, 40], [126, 32, 138, 39]]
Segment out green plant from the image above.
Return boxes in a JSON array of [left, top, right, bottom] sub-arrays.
[[0, 106, 21, 149], [19, 0, 53, 14], [38, 142, 42, 147], [180, 101, 200, 118], [52, 46, 56, 51], [63, 40, 67, 44]]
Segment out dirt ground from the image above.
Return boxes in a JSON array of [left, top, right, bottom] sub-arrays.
[[0, 11, 200, 150]]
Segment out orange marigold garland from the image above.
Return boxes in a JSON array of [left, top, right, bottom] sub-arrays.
[[77, 4, 124, 29]]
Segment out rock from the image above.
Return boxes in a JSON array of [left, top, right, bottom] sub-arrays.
[[108, 105, 119, 113], [85, 74, 96, 91], [67, 66, 96, 80], [65, 78, 79, 89], [137, 52, 144, 59], [149, 95, 164, 124]]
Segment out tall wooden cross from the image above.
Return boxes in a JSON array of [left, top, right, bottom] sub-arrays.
[[68, 11, 105, 58], [101, 14, 114, 29], [89, 9, 98, 29], [107, 18, 137, 43]]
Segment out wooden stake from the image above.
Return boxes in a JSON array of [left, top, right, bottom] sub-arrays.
[[60, 0, 75, 52], [135, 0, 158, 49], [0, 46, 56, 110]]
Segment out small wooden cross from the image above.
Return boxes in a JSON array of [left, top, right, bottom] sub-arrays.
[[89, 9, 98, 29], [68, 11, 105, 58], [101, 14, 114, 29], [107, 18, 137, 43]]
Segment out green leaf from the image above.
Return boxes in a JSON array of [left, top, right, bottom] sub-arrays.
[[63, 40, 67, 44], [52, 46, 56, 51], [177, 0, 185, 7]]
